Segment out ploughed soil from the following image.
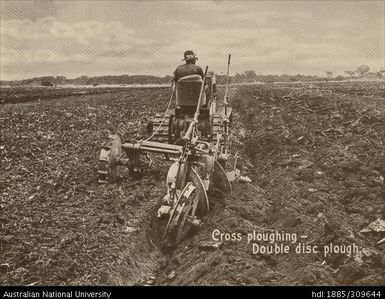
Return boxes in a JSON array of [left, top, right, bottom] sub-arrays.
[[0, 87, 171, 285], [0, 86, 131, 105], [1, 81, 384, 286]]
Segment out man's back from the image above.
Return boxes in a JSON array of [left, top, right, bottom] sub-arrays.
[[174, 63, 204, 82]]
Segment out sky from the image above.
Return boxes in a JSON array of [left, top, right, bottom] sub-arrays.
[[0, 0, 384, 80]]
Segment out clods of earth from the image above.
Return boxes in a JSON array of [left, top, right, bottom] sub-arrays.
[[0, 81, 384, 285]]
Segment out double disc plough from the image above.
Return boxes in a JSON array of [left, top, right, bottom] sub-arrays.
[[98, 55, 241, 245]]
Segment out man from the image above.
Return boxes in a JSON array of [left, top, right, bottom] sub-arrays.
[[173, 50, 204, 82]]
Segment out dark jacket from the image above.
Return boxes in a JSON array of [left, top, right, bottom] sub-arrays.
[[174, 63, 204, 82]]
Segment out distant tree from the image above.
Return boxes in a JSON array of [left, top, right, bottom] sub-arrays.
[[41, 81, 54, 87], [54, 76, 67, 85], [335, 75, 344, 81], [366, 72, 377, 78], [40, 76, 55, 86], [356, 65, 370, 77], [344, 71, 355, 79], [161, 75, 173, 84], [326, 71, 333, 78], [215, 75, 227, 85], [244, 70, 257, 83], [233, 73, 243, 83], [280, 74, 290, 82], [76, 76, 91, 85]]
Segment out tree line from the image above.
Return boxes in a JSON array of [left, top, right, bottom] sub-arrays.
[[0, 75, 174, 87], [1, 65, 384, 87]]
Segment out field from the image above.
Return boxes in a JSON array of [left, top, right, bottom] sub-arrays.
[[0, 81, 384, 285]]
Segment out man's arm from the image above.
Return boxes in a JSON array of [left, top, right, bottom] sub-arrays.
[[197, 66, 204, 78]]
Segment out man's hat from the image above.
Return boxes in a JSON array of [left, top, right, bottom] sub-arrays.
[[182, 50, 198, 61]]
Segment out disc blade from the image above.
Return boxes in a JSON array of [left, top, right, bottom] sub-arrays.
[[213, 160, 232, 193], [189, 167, 209, 216]]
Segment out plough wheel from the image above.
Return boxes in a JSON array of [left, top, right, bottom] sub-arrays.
[[164, 182, 200, 245], [98, 135, 121, 183], [166, 162, 209, 216]]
